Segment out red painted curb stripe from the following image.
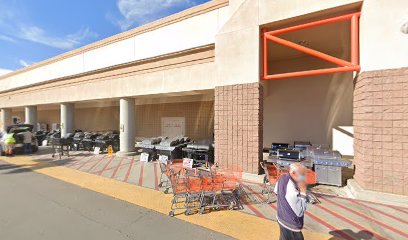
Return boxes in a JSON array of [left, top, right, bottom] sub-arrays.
[[111, 157, 125, 179], [86, 156, 107, 173], [124, 158, 134, 183], [305, 212, 357, 240], [238, 183, 268, 219], [70, 157, 100, 168], [137, 161, 144, 186], [94, 156, 115, 175], [100, 162, 131, 173], [75, 156, 97, 170], [241, 200, 266, 219], [240, 183, 277, 210], [347, 198, 408, 225], [321, 196, 408, 238], [317, 192, 408, 211], [65, 155, 89, 167], [315, 204, 388, 240], [153, 162, 159, 191]]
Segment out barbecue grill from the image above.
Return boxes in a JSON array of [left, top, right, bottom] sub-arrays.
[[94, 131, 120, 153], [277, 149, 302, 160], [156, 136, 190, 161], [293, 141, 312, 151], [45, 130, 60, 145], [34, 130, 48, 146], [138, 137, 163, 161], [309, 149, 352, 186], [72, 131, 85, 150], [182, 140, 214, 166], [269, 142, 290, 156], [82, 132, 100, 151]]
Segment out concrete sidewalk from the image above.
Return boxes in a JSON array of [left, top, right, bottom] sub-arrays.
[[3, 148, 408, 240]]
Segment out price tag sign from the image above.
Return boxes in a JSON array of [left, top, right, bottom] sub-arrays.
[[158, 155, 168, 164], [140, 152, 149, 162], [94, 147, 101, 155], [183, 158, 193, 169]]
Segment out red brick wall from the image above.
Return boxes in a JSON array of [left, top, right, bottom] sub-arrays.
[[354, 67, 408, 195], [214, 83, 263, 174]]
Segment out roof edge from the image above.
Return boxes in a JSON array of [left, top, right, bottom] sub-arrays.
[[0, 0, 228, 80]]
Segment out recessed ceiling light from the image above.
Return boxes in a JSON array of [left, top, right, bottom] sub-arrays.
[[401, 22, 408, 34]]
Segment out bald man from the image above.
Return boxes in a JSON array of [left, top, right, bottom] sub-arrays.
[[274, 163, 308, 240]]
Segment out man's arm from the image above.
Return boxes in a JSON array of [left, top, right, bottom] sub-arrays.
[[285, 180, 307, 217]]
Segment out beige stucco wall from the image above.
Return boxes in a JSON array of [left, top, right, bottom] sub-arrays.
[[13, 101, 214, 140], [259, 0, 362, 25], [360, 0, 408, 72], [135, 101, 214, 140], [263, 55, 353, 148], [215, 0, 362, 87], [0, 59, 216, 108], [13, 107, 119, 132]]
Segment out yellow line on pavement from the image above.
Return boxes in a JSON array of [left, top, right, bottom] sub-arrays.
[[0, 156, 335, 240]]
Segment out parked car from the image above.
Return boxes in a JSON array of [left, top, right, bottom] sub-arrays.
[[0, 124, 39, 155]]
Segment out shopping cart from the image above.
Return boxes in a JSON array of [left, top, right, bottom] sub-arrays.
[[51, 137, 73, 159], [198, 167, 242, 214], [305, 169, 320, 204], [158, 161, 171, 193], [168, 168, 189, 217], [260, 161, 288, 203], [159, 159, 185, 194], [184, 170, 203, 215], [260, 161, 319, 204]]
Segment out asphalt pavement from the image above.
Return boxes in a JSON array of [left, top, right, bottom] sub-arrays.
[[0, 160, 232, 240]]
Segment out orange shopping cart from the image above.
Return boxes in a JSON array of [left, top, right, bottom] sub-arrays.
[[168, 168, 189, 217], [198, 166, 242, 214], [260, 161, 288, 203], [260, 161, 320, 204]]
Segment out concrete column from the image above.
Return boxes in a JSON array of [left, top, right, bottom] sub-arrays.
[[214, 83, 263, 174], [0, 108, 12, 132], [60, 103, 74, 137], [25, 106, 38, 131], [354, 68, 408, 196], [117, 98, 136, 156]]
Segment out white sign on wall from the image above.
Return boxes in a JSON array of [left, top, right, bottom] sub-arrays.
[[161, 117, 185, 137]]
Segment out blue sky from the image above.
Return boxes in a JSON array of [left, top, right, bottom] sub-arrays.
[[0, 0, 210, 75]]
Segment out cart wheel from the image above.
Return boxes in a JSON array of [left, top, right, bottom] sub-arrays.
[[164, 188, 169, 194], [199, 208, 205, 215], [52, 154, 54, 158], [169, 211, 174, 217], [158, 182, 163, 188], [184, 209, 190, 216]]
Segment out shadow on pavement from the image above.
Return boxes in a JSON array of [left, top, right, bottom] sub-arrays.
[[329, 229, 375, 240], [0, 146, 89, 174]]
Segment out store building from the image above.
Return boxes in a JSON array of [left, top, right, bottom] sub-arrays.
[[0, 0, 407, 195]]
